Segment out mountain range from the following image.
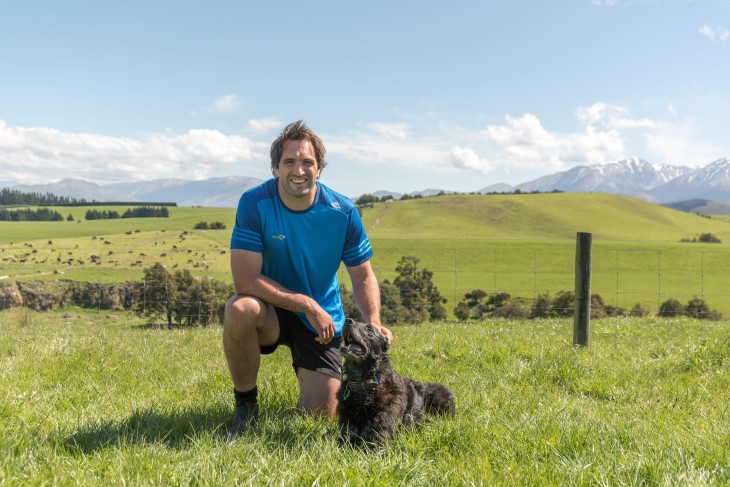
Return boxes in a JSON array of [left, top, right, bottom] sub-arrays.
[[4, 157, 730, 209], [9, 176, 264, 208]]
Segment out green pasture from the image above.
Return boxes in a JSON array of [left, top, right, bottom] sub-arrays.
[[360, 193, 730, 242], [2, 194, 730, 315], [1, 313, 728, 484], [0, 205, 235, 245], [360, 238, 730, 316]]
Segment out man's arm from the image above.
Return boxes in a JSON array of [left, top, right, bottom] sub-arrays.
[[346, 260, 392, 343], [230, 248, 335, 343]]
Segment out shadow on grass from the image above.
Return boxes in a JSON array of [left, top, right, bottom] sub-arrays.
[[59, 407, 334, 454], [59, 403, 309, 454]]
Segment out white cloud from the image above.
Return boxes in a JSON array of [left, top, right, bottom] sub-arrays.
[[213, 94, 239, 112], [0, 121, 263, 185], [699, 24, 730, 42], [326, 126, 446, 170], [366, 122, 410, 141], [576, 102, 658, 130], [480, 112, 625, 167], [449, 147, 494, 174], [247, 117, 283, 134]]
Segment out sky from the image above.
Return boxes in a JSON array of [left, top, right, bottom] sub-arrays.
[[1, 0, 729, 198]]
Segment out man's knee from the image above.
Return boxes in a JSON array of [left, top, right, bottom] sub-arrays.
[[225, 295, 266, 323], [224, 295, 278, 345]]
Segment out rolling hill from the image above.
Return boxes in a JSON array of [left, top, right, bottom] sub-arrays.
[[358, 192, 730, 242]]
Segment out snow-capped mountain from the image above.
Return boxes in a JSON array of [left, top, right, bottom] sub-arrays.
[[6, 157, 730, 206], [515, 158, 694, 199], [649, 158, 730, 203]]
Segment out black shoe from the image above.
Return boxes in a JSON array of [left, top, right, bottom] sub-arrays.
[[227, 401, 259, 438]]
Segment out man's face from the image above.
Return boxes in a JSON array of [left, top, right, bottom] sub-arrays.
[[273, 139, 321, 209]]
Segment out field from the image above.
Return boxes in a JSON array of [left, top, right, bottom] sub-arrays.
[[1, 313, 728, 485], [2, 194, 730, 484], [3, 193, 729, 316]]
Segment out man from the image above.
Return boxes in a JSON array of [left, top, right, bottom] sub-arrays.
[[224, 120, 392, 437]]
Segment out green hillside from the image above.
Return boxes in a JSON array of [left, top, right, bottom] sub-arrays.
[[2, 194, 730, 316], [360, 193, 730, 241], [0, 205, 236, 245]]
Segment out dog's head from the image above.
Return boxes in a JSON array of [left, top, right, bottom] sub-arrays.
[[340, 318, 389, 364]]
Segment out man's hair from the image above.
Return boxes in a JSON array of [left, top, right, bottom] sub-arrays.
[[270, 120, 327, 173]]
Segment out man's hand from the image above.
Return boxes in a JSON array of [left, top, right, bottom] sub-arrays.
[[305, 301, 335, 345], [374, 324, 393, 344]]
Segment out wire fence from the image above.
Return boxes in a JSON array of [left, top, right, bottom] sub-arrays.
[[2, 237, 730, 328]]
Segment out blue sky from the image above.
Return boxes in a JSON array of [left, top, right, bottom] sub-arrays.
[[1, 0, 728, 197]]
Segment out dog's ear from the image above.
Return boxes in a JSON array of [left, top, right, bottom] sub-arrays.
[[381, 332, 390, 352], [376, 325, 390, 352]]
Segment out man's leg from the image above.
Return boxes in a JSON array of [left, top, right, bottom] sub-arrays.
[[296, 368, 341, 418], [223, 295, 279, 436]]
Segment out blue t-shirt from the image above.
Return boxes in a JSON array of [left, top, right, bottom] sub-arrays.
[[230, 178, 373, 336]]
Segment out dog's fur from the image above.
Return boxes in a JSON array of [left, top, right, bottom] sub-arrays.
[[336, 319, 456, 446]]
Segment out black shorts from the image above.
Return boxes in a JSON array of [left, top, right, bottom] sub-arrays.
[[260, 307, 342, 380]]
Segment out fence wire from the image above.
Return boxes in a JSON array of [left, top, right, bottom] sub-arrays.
[[2, 239, 730, 329]]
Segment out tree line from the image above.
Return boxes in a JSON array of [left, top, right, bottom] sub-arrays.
[[0, 188, 89, 206], [0, 207, 65, 221], [85, 206, 170, 220]]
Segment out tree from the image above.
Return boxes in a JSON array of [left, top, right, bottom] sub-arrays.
[[355, 194, 379, 205], [136, 263, 177, 327], [339, 284, 363, 322], [393, 256, 446, 322], [379, 280, 409, 324], [698, 233, 721, 243]]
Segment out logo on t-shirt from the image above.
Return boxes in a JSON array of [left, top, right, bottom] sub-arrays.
[[271, 234, 286, 240]]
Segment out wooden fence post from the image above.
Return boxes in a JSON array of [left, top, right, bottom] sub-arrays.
[[574, 232, 592, 347]]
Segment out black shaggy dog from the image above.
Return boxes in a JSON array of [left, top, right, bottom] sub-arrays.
[[337, 319, 456, 447]]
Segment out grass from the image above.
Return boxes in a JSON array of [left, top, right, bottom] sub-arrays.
[[0, 205, 236, 245], [1, 311, 729, 485], [3, 194, 730, 316], [361, 193, 730, 242]]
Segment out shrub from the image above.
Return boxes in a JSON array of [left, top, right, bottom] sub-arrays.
[[698, 233, 721, 243], [629, 302, 649, 317], [493, 302, 528, 319], [590, 294, 606, 319], [453, 302, 470, 321], [685, 297, 722, 321], [530, 292, 553, 319], [551, 290, 575, 318], [658, 298, 684, 317], [194, 221, 227, 230]]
